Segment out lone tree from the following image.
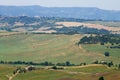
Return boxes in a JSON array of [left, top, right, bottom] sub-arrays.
[[99, 76, 104, 80], [66, 61, 71, 66], [100, 42, 104, 45], [118, 64, 120, 69], [104, 52, 110, 57]]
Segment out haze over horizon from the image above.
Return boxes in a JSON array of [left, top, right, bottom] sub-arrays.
[[0, 0, 120, 10]]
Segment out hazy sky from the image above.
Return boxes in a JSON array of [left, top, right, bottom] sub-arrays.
[[0, 0, 120, 10]]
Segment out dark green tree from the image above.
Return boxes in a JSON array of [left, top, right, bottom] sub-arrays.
[[107, 62, 113, 67], [100, 42, 104, 45], [118, 64, 120, 69], [44, 61, 49, 66], [104, 52, 110, 57], [66, 61, 71, 66], [99, 76, 104, 80], [52, 66, 57, 70]]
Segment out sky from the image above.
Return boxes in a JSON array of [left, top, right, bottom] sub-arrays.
[[0, 0, 120, 10]]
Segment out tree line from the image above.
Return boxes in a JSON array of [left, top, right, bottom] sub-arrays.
[[1, 60, 120, 69], [0, 61, 75, 66]]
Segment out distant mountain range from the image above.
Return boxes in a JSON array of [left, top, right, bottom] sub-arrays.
[[0, 5, 120, 20]]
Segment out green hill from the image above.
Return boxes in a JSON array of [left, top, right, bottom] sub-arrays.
[[0, 33, 119, 64]]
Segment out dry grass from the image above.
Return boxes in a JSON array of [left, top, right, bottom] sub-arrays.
[[56, 22, 83, 27], [0, 32, 22, 36], [55, 26, 64, 28], [33, 27, 56, 33], [56, 22, 120, 32], [13, 22, 24, 26], [12, 28, 27, 32], [33, 30, 56, 33]]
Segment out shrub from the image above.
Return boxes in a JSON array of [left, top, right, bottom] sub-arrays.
[[99, 76, 104, 80], [104, 52, 110, 57]]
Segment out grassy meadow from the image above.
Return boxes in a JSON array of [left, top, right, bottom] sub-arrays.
[[0, 64, 16, 80], [0, 32, 119, 64], [82, 44, 120, 64], [0, 33, 83, 63]]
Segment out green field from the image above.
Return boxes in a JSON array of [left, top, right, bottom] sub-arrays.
[[0, 33, 119, 64], [0, 33, 83, 64], [65, 65, 109, 73], [0, 64, 120, 80], [82, 44, 120, 64], [0, 65, 16, 80]]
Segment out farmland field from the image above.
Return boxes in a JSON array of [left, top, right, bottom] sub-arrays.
[[0, 32, 119, 64], [56, 22, 120, 32]]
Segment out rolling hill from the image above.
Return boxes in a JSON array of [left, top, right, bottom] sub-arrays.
[[0, 6, 120, 20], [0, 33, 119, 64]]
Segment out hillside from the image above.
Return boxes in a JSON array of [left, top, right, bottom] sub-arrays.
[[0, 32, 120, 80], [0, 33, 119, 64], [0, 6, 120, 20]]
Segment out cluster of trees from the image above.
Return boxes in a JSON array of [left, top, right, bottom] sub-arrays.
[[79, 34, 120, 44], [13, 66, 37, 75], [56, 61, 75, 66], [13, 67, 27, 74], [92, 60, 114, 67]]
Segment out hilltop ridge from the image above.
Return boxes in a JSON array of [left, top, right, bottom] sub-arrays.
[[0, 5, 120, 20]]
